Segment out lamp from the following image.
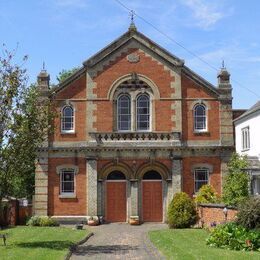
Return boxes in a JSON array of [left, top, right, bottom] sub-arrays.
[[223, 207, 228, 222]]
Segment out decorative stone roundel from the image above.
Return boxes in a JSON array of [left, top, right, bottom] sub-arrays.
[[127, 53, 140, 63]]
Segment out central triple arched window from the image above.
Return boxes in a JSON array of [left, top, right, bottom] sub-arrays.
[[117, 93, 151, 132]]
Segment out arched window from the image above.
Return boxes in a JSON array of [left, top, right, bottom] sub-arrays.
[[136, 94, 150, 131], [143, 171, 162, 180], [107, 171, 126, 180], [61, 106, 74, 132], [117, 95, 131, 131], [194, 104, 206, 131]]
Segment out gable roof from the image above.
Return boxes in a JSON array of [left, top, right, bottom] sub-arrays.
[[234, 100, 260, 122], [53, 27, 220, 96]]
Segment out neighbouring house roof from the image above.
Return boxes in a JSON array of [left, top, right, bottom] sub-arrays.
[[234, 100, 260, 123], [53, 27, 221, 96], [244, 156, 260, 171]]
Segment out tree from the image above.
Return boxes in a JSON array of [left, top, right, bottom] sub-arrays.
[[0, 47, 54, 203], [56, 67, 80, 83], [194, 184, 219, 204], [223, 153, 249, 206]]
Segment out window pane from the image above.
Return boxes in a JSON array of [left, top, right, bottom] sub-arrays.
[[61, 170, 75, 193], [118, 95, 131, 131], [62, 106, 74, 131], [194, 169, 209, 192], [194, 105, 206, 131], [137, 95, 150, 131]]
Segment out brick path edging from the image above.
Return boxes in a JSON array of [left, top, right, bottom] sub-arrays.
[[65, 232, 94, 260]]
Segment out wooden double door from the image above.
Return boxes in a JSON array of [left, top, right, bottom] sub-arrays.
[[106, 181, 126, 222], [142, 181, 163, 222]]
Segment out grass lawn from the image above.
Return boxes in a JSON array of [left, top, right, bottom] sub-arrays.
[[0, 226, 89, 260], [149, 228, 260, 260]]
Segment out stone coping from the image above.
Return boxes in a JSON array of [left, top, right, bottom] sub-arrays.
[[198, 203, 237, 210]]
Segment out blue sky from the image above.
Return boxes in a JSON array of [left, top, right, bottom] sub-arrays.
[[1, 0, 260, 108]]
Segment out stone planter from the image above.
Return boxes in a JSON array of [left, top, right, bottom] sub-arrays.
[[88, 219, 99, 226], [129, 216, 140, 225]]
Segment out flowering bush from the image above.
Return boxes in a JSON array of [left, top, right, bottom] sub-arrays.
[[27, 216, 59, 227], [206, 222, 260, 251], [195, 184, 219, 204], [167, 192, 197, 228]]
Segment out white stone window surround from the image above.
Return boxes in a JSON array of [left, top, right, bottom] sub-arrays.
[[241, 126, 250, 151], [61, 103, 75, 134], [115, 90, 153, 132], [56, 165, 79, 198], [193, 103, 207, 132], [191, 163, 213, 193]]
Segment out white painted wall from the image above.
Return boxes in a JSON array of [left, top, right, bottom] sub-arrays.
[[235, 110, 260, 158]]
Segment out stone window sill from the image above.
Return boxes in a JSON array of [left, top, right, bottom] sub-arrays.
[[193, 131, 210, 136], [61, 131, 76, 135], [59, 194, 76, 199]]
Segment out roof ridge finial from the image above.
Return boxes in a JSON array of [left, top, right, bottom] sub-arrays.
[[222, 59, 225, 69], [128, 10, 137, 32], [42, 61, 46, 71]]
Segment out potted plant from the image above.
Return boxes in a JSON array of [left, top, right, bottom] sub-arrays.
[[87, 216, 99, 226], [129, 216, 140, 225]]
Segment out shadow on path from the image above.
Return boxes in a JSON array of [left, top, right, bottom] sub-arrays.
[[74, 244, 139, 256]]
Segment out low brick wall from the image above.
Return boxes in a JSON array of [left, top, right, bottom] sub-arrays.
[[197, 203, 238, 228]]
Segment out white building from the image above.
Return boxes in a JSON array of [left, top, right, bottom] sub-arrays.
[[234, 101, 260, 195]]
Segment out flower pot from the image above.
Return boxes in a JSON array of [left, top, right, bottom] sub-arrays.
[[129, 218, 140, 225], [88, 219, 99, 226]]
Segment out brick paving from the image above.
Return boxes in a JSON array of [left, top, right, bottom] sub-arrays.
[[71, 223, 167, 260]]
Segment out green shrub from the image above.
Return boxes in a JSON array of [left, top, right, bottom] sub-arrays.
[[195, 184, 219, 204], [237, 197, 260, 230], [206, 222, 260, 251], [27, 216, 59, 227], [167, 192, 197, 228], [223, 153, 249, 206]]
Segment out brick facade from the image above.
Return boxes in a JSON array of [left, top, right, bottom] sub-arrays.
[[34, 25, 234, 223]]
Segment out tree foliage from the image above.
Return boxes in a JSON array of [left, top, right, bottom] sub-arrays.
[[0, 47, 54, 201], [56, 67, 80, 83], [167, 192, 197, 228], [222, 153, 249, 206], [195, 184, 219, 204]]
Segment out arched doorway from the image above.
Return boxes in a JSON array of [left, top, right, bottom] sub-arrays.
[[142, 171, 163, 222], [106, 171, 127, 222]]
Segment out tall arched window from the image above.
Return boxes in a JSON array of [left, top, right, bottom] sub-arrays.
[[194, 104, 206, 131], [117, 95, 131, 131], [61, 106, 74, 132], [137, 94, 150, 131]]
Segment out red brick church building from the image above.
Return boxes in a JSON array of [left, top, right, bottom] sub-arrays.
[[34, 23, 234, 223]]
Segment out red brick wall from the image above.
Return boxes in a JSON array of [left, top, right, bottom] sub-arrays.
[[197, 205, 238, 227], [182, 75, 220, 141], [48, 157, 86, 216], [93, 49, 175, 132], [182, 157, 221, 196], [50, 75, 86, 142]]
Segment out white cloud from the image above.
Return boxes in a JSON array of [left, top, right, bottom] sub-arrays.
[[180, 0, 229, 29]]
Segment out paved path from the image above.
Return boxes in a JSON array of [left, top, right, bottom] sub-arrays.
[[71, 223, 167, 260]]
